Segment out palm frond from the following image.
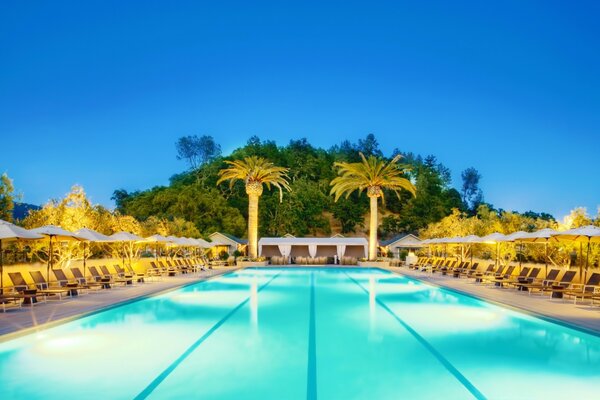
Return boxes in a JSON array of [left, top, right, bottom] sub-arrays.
[[217, 156, 291, 200], [330, 152, 415, 202]]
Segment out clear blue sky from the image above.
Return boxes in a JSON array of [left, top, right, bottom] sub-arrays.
[[1, 0, 599, 219]]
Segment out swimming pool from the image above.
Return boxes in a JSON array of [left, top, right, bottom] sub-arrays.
[[1, 267, 599, 399]]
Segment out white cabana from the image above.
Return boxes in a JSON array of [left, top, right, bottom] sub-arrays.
[[258, 237, 368, 259]]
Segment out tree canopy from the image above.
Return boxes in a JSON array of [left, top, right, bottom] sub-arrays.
[[111, 134, 555, 240]]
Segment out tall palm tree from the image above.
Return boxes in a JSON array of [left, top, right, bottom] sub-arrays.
[[330, 153, 416, 260], [217, 156, 291, 258]]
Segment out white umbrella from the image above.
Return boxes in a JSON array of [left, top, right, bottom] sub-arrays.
[[193, 238, 213, 248], [520, 228, 559, 278], [143, 234, 171, 260], [551, 225, 600, 282], [74, 228, 114, 277], [480, 232, 507, 268], [165, 235, 184, 245], [453, 235, 481, 263], [30, 225, 84, 282], [110, 231, 144, 242], [499, 231, 529, 273], [75, 228, 113, 242], [110, 231, 144, 268], [0, 220, 44, 292], [144, 234, 170, 243], [500, 231, 529, 242]]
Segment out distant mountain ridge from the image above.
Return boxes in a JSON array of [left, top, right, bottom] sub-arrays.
[[13, 202, 41, 221]]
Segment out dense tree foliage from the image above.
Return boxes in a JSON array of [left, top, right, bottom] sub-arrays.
[[0, 172, 17, 222], [113, 134, 492, 239]]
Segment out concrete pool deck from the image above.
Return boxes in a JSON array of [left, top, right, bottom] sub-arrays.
[[386, 266, 600, 335], [2, 264, 599, 341], [0, 267, 237, 340]]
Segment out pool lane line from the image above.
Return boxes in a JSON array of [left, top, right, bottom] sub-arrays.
[[343, 272, 486, 400], [133, 271, 282, 400], [306, 271, 317, 400]]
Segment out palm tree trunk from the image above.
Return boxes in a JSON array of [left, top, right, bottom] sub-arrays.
[[248, 193, 260, 258], [368, 195, 378, 260]]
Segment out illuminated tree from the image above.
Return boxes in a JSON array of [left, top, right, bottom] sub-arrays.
[[217, 157, 290, 258], [331, 153, 416, 260]]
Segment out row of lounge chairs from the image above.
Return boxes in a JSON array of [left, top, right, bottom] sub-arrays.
[[0, 257, 208, 312], [407, 257, 600, 305]]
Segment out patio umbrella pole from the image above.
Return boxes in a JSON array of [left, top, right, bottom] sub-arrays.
[[83, 241, 87, 278], [470, 244, 473, 266], [0, 239, 3, 294], [495, 242, 499, 269], [544, 240, 548, 279], [48, 236, 53, 283], [517, 241, 522, 274], [585, 240, 590, 284]]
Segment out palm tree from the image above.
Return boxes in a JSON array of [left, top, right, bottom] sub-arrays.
[[217, 156, 291, 258], [330, 153, 416, 260]]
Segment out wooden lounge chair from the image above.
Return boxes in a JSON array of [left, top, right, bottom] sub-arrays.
[[520, 269, 560, 295], [159, 261, 177, 276], [509, 268, 541, 291], [441, 261, 460, 275], [460, 263, 480, 279], [121, 264, 146, 283], [451, 261, 468, 277], [1, 294, 24, 312], [472, 264, 495, 282], [52, 269, 95, 294], [541, 270, 577, 298], [112, 265, 136, 285], [564, 273, 600, 304], [70, 267, 107, 289], [492, 266, 516, 287], [147, 261, 165, 280], [8, 272, 50, 304], [88, 266, 114, 289], [99, 265, 131, 286], [505, 267, 531, 284], [29, 271, 73, 299]]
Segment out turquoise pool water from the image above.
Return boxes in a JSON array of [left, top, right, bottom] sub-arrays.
[[1, 267, 599, 399]]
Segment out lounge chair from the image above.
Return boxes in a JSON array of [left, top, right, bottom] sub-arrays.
[[159, 261, 177, 276], [451, 261, 468, 277], [492, 266, 516, 287], [70, 267, 107, 289], [541, 270, 577, 298], [112, 265, 136, 285], [167, 260, 186, 274], [99, 265, 131, 286], [87, 266, 114, 289], [472, 264, 494, 282], [520, 269, 560, 295], [505, 267, 531, 284], [7, 272, 52, 304], [52, 269, 95, 294], [147, 261, 165, 279], [509, 268, 541, 291], [423, 259, 442, 272], [0, 294, 24, 312], [29, 271, 74, 299], [564, 273, 600, 304], [123, 264, 146, 283], [441, 261, 460, 275]]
